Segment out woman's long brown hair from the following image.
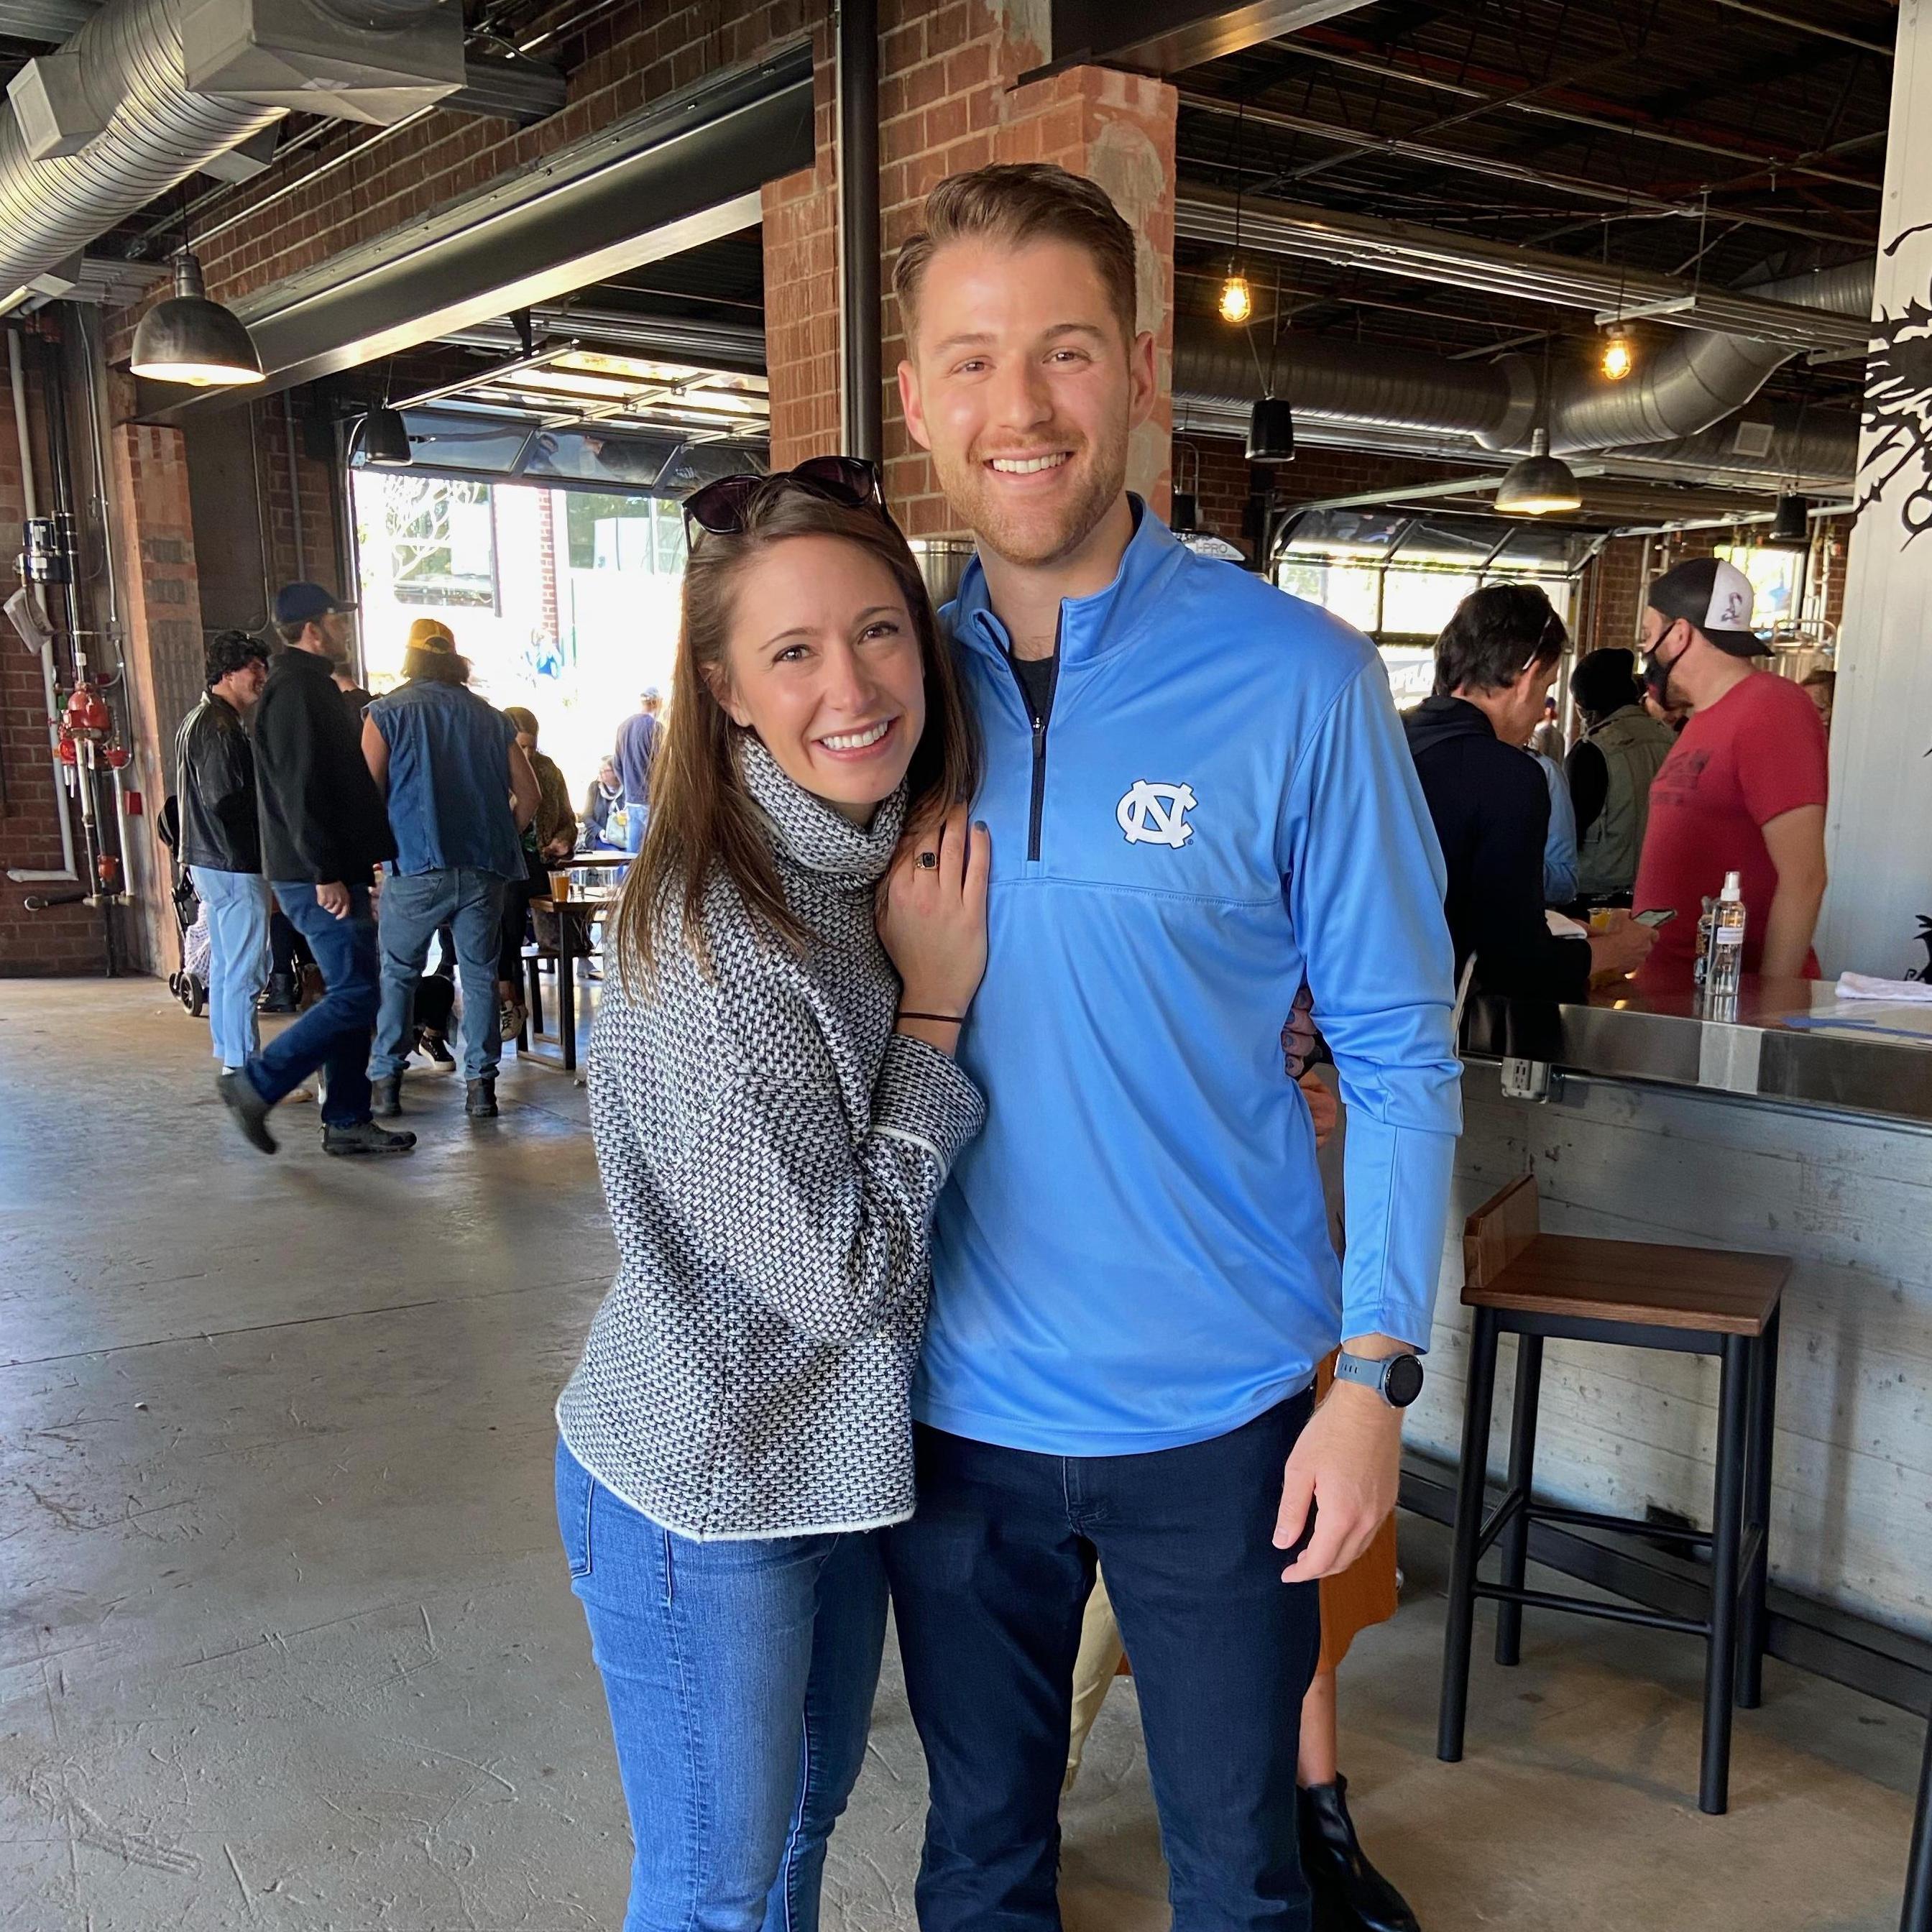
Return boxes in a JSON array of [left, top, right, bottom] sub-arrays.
[[610, 484, 979, 983]]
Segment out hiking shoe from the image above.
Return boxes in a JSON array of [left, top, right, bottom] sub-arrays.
[[217, 1070, 277, 1155], [466, 1077, 498, 1119], [370, 1073, 402, 1118], [322, 1120, 417, 1157]]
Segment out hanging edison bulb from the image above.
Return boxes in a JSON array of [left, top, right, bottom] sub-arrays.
[[1600, 330, 1635, 382], [1219, 270, 1254, 326]]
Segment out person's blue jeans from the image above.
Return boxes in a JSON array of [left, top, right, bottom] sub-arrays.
[[247, 883, 379, 1128], [885, 1390, 1321, 1932], [369, 867, 507, 1082], [194, 867, 270, 1070], [555, 1440, 887, 1932], [622, 804, 648, 855]]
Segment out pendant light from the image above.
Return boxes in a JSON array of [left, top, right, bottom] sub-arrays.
[[1218, 104, 1253, 326], [1495, 428, 1582, 515], [1767, 492, 1811, 546], [1244, 266, 1294, 464], [129, 250, 263, 388], [356, 405, 413, 467], [1600, 328, 1635, 382], [1496, 344, 1580, 515], [1171, 437, 1200, 533]]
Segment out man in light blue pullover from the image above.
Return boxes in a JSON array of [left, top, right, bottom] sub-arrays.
[[882, 165, 1463, 1931]]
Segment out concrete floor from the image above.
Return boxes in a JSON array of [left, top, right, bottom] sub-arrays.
[[1, 978, 1923, 1931]]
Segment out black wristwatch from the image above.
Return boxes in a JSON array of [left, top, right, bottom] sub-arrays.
[[1333, 1350, 1425, 1409]]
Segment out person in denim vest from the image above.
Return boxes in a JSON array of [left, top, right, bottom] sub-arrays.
[[362, 619, 539, 1121]]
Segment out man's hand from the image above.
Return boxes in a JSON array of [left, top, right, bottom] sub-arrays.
[[1274, 1335, 1410, 1583], [316, 880, 351, 919]]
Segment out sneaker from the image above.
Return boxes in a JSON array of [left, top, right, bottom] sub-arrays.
[[216, 1070, 277, 1155], [576, 960, 602, 983], [285, 1082, 316, 1104], [322, 1120, 417, 1157], [418, 1031, 456, 1070], [500, 1000, 525, 1040], [370, 1073, 402, 1118], [465, 1077, 498, 1119]]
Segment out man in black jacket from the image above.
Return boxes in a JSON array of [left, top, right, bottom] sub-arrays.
[[218, 582, 413, 1158], [1404, 584, 1652, 1003], [175, 630, 270, 1074]]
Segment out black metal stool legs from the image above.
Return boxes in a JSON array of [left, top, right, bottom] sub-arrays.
[[1438, 1305, 1500, 1764], [1699, 1334, 1751, 1816], [1495, 1333, 1545, 1668], [1736, 1307, 1780, 1711]]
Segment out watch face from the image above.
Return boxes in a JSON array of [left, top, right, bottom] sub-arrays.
[[1385, 1355, 1425, 1408]]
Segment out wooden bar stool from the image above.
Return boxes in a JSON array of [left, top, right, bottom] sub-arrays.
[[1435, 1174, 1789, 1816]]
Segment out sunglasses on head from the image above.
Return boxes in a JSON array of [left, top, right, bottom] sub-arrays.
[[681, 455, 886, 546]]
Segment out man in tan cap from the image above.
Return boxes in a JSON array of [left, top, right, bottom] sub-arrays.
[[361, 620, 539, 1121]]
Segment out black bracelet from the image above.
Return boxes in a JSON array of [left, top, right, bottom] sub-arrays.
[[898, 1010, 965, 1026]]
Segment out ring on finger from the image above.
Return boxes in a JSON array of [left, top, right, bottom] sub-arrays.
[[915, 850, 939, 870]]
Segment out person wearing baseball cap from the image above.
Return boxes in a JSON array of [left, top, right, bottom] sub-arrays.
[[218, 582, 407, 1158], [1629, 556, 1830, 988]]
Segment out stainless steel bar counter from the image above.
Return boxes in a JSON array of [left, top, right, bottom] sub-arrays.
[[1401, 975, 1932, 1700]]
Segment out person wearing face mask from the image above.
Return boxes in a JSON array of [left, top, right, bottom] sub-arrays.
[[553, 461, 988, 1932], [1631, 557, 1830, 990], [1404, 584, 1655, 1001]]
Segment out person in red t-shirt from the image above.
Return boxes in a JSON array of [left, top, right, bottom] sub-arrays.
[[1631, 556, 1829, 990]]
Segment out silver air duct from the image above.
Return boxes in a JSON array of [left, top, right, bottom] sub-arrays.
[[1543, 259, 1874, 454], [0, 0, 461, 298]]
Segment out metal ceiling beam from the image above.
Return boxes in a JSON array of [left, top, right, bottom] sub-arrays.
[[1029, 0, 1371, 79], [139, 46, 811, 416], [1256, 39, 1882, 191], [1704, 0, 1892, 57], [1176, 183, 1873, 353], [439, 305, 766, 373]]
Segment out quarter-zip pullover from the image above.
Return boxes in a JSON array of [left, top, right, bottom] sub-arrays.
[[917, 504, 1463, 1456]]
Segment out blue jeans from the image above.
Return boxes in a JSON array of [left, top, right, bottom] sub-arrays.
[[247, 883, 380, 1128], [369, 867, 507, 1082], [623, 804, 648, 855], [195, 867, 270, 1069], [885, 1391, 1321, 1931], [555, 1440, 887, 1932]]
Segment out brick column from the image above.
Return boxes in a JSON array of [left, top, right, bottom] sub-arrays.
[[763, 4, 1177, 537], [110, 422, 206, 976]]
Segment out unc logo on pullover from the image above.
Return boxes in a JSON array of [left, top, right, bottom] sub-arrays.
[[918, 505, 1463, 1458]]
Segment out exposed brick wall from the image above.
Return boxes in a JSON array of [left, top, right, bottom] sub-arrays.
[[765, 4, 1177, 537], [0, 332, 113, 976]]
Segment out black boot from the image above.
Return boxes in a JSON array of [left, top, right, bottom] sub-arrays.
[[257, 972, 298, 1014], [1300, 1777, 1421, 1932], [466, 1077, 498, 1118], [216, 1070, 277, 1156], [323, 1120, 417, 1156], [370, 1073, 402, 1118]]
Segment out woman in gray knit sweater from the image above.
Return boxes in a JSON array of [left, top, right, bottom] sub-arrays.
[[555, 460, 988, 1932]]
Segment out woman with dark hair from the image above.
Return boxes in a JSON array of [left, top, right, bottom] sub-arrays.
[[553, 459, 987, 1932], [1565, 646, 1677, 902]]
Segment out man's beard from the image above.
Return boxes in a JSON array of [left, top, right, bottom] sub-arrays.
[[932, 421, 1128, 569]]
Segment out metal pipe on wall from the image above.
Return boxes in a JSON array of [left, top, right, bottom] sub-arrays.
[[6, 323, 80, 884], [837, 0, 881, 465]]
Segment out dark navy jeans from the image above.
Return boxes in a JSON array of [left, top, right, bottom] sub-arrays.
[[246, 882, 380, 1127], [885, 1390, 1320, 1931]]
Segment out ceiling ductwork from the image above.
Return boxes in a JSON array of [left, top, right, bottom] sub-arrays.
[[0, 0, 463, 300]]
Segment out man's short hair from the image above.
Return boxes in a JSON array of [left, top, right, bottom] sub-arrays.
[[893, 163, 1138, 345], [1570, 646, 1644, 721], [1434, 584, 1567, 696], [206, 629, 269, 686]]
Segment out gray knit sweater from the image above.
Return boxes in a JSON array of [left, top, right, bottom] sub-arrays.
[[556, 738, 985, 1541]]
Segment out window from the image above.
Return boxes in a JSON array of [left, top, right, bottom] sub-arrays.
[[564, 493, 686, 574], [376, 476, 499, 610]]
